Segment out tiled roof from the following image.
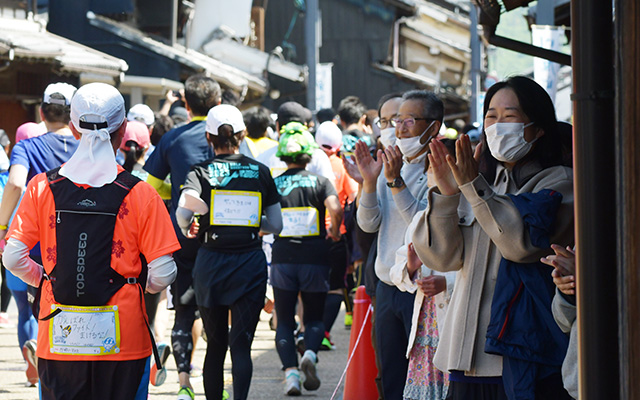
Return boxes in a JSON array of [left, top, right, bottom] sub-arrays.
[[87, 13, 267, 94], [0, 17, 128, 77]]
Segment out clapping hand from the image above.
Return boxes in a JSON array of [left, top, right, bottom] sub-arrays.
[[427, 139, 459, 195], [541, 244, 576, 296], [353, 140, 382, 188], [449, 134, 482, 187], [381, 145, 403, 184], [342, 154, 363, 184]]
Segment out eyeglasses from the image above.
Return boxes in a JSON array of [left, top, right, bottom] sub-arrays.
[[375, 118, 393, 129], [390, 117, 432, 128]]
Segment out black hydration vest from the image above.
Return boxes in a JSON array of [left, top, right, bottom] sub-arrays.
[[32, 167, 165, 367], [38, 167, 143, 319]]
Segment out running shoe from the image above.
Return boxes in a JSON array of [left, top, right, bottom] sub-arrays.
[[344, 312, 353, 329], [150, 342, 171, 386], [177, 386, 195, 400], [22, 339, 38, 387], [295, 332, 306, 356], [320, 336, 334, 351], [190, 363, 203, 379], [0, 312, 14, 328], [300, 350, 320, 391], [284, 370, 301, 396]]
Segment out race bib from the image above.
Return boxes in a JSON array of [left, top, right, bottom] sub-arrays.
[[210, 190, 262, 227], [270, 166, 287, 178], [49, 304, 121, 356], [280, 207, 320, 237]]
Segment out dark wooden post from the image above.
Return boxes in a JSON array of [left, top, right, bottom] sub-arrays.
[[616, 0, 640, 398], [571, 0, 619, 398]]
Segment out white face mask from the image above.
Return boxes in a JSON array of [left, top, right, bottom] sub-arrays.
[[484, 122, 536, 162], [396, 120, 435, 159], [379, 127, 396, 149]]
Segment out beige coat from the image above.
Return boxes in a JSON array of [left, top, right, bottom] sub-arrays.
[[412, 162, 574, 377]]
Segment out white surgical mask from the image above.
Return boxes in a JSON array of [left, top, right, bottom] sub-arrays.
[[396, 120, 435, 159], [379, 127, 397, 149], [484, 122, 536, 162]]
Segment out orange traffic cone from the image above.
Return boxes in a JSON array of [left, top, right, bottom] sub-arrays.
[[343, 286, 378, 400]]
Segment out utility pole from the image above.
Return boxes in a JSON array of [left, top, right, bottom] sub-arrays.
[[305, 0, 319, 111], [170, 0, 178, 47], [536, 0, 555, 25], [469, 4, 481, 124]]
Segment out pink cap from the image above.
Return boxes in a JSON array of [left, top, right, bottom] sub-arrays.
[[15, 122, 47, 143], [120, 120, 150, 151]]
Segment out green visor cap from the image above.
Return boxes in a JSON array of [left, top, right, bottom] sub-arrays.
[[276, 122, 318, 158]]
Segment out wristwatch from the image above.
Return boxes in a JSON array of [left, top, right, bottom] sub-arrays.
[[386, 177, 405, 188]]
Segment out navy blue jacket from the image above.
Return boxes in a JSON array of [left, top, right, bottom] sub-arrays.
[[485, 190, 570, 397]]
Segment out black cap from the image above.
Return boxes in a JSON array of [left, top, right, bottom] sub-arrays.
[[277, 101, 312, 126]]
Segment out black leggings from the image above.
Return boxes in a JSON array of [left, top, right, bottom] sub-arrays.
[[171, 303, 198, 374], [199, 295, 263, 400], [144, 292, 160, 330], [1, 265, 11, 313], [40, 358, 146, 400], [273, 287, 327, 369]]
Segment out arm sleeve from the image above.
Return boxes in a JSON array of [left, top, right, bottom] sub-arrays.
[[3, 237, 43, 287], [261, 203, 283, 234], [175, 206, 194, 237], [392, 185, 429, 225], [146, 254, 177, 294], [389, 241, 418, 293], [146, 174, 172, 200], [356, 175, 383, 233], [459, 171, 574, 263], [6, 175, 44, 250], [552, 288, 577, 334]]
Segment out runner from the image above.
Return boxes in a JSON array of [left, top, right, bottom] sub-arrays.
[[270, 122, 343, 395], [176, 104, 282, 400], [2, 82, 180, 400]]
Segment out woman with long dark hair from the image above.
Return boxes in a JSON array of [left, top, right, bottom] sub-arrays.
[[412, 76, 574, 400]]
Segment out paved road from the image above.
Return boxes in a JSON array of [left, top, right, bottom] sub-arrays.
[[0, 301, 352, 399]]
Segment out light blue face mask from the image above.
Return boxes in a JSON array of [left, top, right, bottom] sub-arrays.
[[396, 120, 435, 158]]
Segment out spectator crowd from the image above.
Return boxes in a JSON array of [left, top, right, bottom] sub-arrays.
[[0, 74, 578, 400]]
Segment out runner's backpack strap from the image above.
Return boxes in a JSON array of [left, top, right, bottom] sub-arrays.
[[32, 169, 142, 320]]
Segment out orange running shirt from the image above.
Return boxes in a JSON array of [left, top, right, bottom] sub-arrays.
[[325, 154, 358, 234], [7, 166, 181, 361]]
